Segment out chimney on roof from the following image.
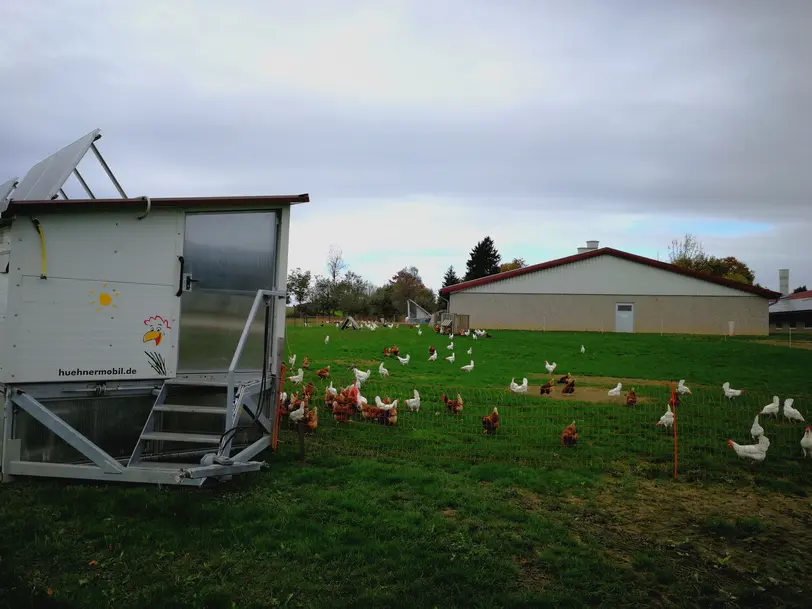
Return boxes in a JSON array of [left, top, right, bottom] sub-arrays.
[[577, 241, 600, 254], [779, 269, 789, 297]]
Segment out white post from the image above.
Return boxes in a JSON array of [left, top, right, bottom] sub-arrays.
[[789, 326, 792, 349], [660, 318, 663, 336]]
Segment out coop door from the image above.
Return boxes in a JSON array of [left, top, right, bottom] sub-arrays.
[[177, 211, 278, 372]]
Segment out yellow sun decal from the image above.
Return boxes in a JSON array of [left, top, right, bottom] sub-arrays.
[[89, 283, 120, 312]]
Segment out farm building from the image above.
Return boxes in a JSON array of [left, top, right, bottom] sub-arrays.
[[440, 242, 780, 335], [769, 270, 812, 332]]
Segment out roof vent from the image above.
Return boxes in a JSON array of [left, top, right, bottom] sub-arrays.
[[586, 240, 599, 250], [577, 247, 589, 254]]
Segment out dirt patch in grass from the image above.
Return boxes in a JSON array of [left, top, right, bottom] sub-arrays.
[[750, 339, 812, 351], [527, 384, 650, 404], [441, 508, 458, 520], [513, 557, 551, 592]]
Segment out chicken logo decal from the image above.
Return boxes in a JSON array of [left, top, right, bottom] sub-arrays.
[[143, 315, 170, 376]]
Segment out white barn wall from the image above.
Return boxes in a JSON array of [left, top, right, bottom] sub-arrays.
[[460, 255, 752, 297]]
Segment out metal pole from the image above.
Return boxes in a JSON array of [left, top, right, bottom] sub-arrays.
[[90, 143, 128, 199], [58, 188, 69, 199], [72, 168, 96, 199]]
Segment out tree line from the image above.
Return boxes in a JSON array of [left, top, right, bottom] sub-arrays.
[[286, 246, 437, 319]]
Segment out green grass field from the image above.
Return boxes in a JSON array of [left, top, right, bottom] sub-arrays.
[[2, 326, 812, 608]]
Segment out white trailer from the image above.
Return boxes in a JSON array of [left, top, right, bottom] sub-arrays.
[[0, 130, 307, 485]]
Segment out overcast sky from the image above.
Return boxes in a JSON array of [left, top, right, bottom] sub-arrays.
[[2, 0, 811, 292]]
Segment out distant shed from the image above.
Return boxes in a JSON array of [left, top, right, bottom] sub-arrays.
[[440, 243, 779, 335]]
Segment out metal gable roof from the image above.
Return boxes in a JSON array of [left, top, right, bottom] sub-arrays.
[[440, 247, 780, 300]]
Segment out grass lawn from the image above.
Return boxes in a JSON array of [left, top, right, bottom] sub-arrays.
[[2, 326, 812, 608]]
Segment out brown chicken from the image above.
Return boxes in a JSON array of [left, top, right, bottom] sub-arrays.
[[668, 386, 680, 409], [304, 405, 318, 431], [331, 400, 355, 423], [316, 365, 331, 379], [303, 381, 315, 401], [561, 421, 579, 447], [481, 407, 499, 434], [539, 379, 555, 395], [279, 391, 294, 416], [442, 393, 464, 415], [428, 345, 436, 355], [301, 356, 310, 369], [557, 373, 572, 385], [626, 388, 637, 407], [433, 324, 441, 334], [562, 379, 576, 394], [383, 347, 391, 357], [360, 402, 384, 421], [390, 345, 399, 357]]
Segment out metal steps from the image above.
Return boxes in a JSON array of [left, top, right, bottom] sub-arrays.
[[153, 404, 227, 415], [140, 431, 222, 444]]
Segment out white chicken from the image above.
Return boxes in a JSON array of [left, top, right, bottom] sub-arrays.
[[418, 328, 422, 336], [429, 351, 438, 361], [355, 391, 368, 410], [545, 360, 557, 375], [324, 335, 330, 345], [289, 401, 306, 423], [466, 347, 472, 355], [327, 382, 337, 397], [472, 334, 478, 341], [287, 368, 304, 384], [750, 415, 764, 440], [374, 396, 398, 410], [445, 352, 456, 363], [378, 362, 390, 377], [783, 398, 805, 423], [288, 354, 297, 367], [397, 354, 411, 366], [722, 382, 742, 399], [677, 379, 692, 395], [460, 360, 474, 372], [447, 342, 454, 350], [655, 404, 674, 428], [728, 435, 770, 462], [801, 427, 812, 457], [405, 390, 420, 412], [607, 382, 622, 397], [580, 344, 585, 354], [760, 396, 780, 418], [353, 368, 371, 383], [510, 378, 529, 394]]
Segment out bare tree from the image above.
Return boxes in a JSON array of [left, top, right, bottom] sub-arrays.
[[668, 233, 706, 266], [326, 245, 348, 284]]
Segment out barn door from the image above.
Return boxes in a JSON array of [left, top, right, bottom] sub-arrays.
[[615, 303, 635, 333]]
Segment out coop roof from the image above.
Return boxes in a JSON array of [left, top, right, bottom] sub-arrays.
[[1, 193, 309, 218], [440, 247, 780, 299]]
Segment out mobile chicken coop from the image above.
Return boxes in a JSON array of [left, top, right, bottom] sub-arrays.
[[0, 129, 307, 486]]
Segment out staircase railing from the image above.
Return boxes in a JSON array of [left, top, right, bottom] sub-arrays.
[[223, 288, 284, 456]]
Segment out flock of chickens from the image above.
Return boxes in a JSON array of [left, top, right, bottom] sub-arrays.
[[279, 322, 812, 460]]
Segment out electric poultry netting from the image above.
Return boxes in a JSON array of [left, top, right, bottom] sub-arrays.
[[276, 351, 812, 479]]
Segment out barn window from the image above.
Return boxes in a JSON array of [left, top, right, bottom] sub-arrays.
[[805, 321, 812, 329], [617, 304, 633, 312], [775, 321, 783, 329], [789, 320, 797, 329]]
